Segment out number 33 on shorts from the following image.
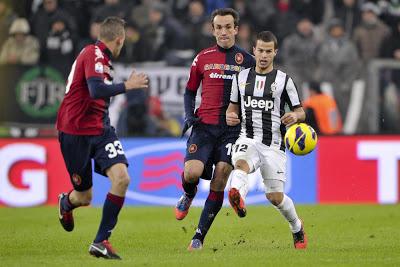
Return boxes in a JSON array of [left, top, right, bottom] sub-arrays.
[[105, 141, 125, 158]]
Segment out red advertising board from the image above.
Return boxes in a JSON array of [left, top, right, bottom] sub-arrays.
[[0, 139, 70, 207], [1, 136, 399, 207], [317, 136, 400, 204]]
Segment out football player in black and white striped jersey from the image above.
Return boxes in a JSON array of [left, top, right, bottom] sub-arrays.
[[226, 31, 307, 249]]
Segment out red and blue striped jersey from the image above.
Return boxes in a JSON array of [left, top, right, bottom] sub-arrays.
[[56, 41, 114, 135], [186, 45, 255, 126]]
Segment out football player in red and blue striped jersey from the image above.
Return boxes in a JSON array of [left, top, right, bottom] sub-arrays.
[[56, 17, 148, 259], [175, 8, 255, 251]]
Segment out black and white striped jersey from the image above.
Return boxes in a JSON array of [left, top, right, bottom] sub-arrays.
[[230, 67, 301, 150]]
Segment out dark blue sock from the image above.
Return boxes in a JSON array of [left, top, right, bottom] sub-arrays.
[[94, 193, 125, 243], [193, 190, 224, 243], [61, 190, 76, 212], [181, 172, 198, 198]]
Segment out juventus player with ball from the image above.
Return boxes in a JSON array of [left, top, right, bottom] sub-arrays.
[[226, 31, 307, 249]]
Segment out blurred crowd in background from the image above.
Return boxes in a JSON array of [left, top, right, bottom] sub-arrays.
[[0, 0, 400, 136]]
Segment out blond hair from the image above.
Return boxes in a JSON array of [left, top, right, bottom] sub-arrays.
[[99, 17, 126, 42]]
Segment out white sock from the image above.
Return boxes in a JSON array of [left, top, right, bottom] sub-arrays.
[[229, 169, 249, 200], [274, 195, 302, 233]]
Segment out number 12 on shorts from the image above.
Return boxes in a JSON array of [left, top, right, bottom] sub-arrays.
[[226, 143, 248, 155]]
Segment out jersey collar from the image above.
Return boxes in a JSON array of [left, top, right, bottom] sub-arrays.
[[95, 40, 113, 59], [254, 67, 276, 76], [216, 44, 236, 53]]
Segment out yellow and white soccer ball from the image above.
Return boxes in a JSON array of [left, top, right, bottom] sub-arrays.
[[284, 123, 318, 155]]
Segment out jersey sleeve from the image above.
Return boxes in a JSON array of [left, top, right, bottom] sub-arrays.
[[283, 76, 301, 109], [83, 46, 105, 80], [186, 54, 202, 92], [230, 74, 239, 104]]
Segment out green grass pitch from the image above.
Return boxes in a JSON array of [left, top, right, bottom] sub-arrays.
[[1, 205, 399, 266]]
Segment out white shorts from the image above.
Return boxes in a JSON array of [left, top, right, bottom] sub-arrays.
[[231, 137, 287, 191], [264, 179, 284, 193]]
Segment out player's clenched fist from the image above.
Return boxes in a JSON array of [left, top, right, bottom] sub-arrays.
[[226, 112, 241, 126], [124, 69, 149, 90]]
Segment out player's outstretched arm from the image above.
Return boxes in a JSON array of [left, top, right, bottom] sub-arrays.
[[124, 69, 149, 90], [281, 107, 305, 126], [87, 70, 148, 99], [87, 77, 126, 99], [226, 103, 240, 126]]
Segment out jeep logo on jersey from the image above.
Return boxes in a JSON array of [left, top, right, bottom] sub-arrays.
[[243, 95, 274, 111], [15, 67, 65, 118]]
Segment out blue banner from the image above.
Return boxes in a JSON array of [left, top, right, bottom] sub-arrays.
[[92, 138, 316, 206]]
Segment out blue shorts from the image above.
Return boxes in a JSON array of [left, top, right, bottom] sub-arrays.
[[185, 123, 239, 179], [58, 127, 128, 191]]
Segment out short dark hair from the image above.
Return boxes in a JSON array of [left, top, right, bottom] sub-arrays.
[[211, 8, 240, 27], [99, 16, 126, 42], [255, 31, 278, 49]]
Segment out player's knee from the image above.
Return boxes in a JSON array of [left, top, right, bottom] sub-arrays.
[[115, 174, 130, 190], [234, 159, 250, 173], [266, 192, 284, 206], [214, 164, 232, 179], [221, 164, 232, 178], [108, 166, 130, 190], [184, 168, 202, 183]]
